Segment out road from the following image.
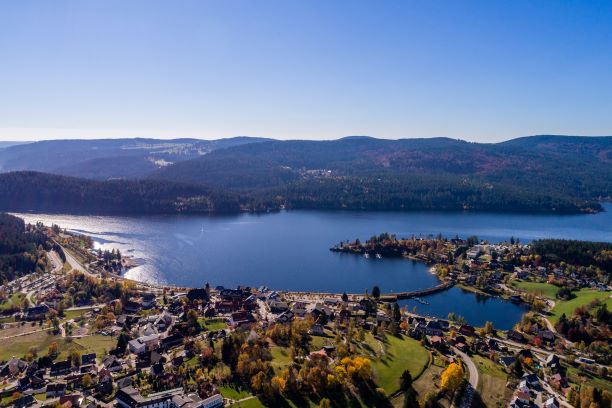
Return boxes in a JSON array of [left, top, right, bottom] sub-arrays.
[[453, 347, 478, 408]]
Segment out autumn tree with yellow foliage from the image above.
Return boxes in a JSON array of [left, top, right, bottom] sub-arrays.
[[440, 362, 464, 394]]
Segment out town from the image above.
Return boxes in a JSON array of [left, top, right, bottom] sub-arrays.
[[0, 223, 610, 408]]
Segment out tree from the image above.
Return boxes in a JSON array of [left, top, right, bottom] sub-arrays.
[[400, 370, 413, 391], [372, 286, 381, 299], [116, 332, 130, 352], [319, 398, 331, 408], [341, 292, 348, 302], [440, 362, 464, 394], [82, 374, 93, 388], [512, 358, 524, 378], [484, 321, 494, 334], [70, 350, 82, 367], [393, 302, 401, 322], [47, 341, 59, 357]]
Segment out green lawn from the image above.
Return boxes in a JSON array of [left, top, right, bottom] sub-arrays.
[[73, 335, 117, 357], [270, 346, 293, 374], [473, 355, 512, 408], [0, 331, 71, 361], [513, 281, 559, 299], [200, 318, 228, 331], [63, 308, 93, 321], [230, 397, 266, 408], [550, 289, 612, 324], [0, 292, 26, 313], [370, 334, 430, 395], [219, 385, 252, 400]]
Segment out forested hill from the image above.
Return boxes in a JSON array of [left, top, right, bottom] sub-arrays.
[[0, 172, 241, 214], [0, 137, 271, 179], [0, 213, 49, 283], [151, 135, 611, 213], [0, 135, 609, 214]]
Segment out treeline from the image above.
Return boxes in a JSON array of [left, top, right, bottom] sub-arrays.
[[530, 239, 612, 272], [0, 213, 50, 283], [246, 174, 599, 213], [0, 171, 241, 215]]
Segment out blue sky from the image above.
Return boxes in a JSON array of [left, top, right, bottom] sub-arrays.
[[1, 1, 611, 142]]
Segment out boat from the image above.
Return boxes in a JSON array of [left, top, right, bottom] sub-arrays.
[[375, 253, 382, 259], [364, 253, 370, 259]]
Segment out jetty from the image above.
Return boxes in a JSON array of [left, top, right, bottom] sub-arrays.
[[380, 281, 454, 301]]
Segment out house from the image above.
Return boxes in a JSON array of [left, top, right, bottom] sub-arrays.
[[521, 373, 540, 388], [539, 329, 555, 344], [459, 324, 475, 336], [428, 335, 444, 349], [129, 339, 147, 355], [307, 303, 332, 322], [436, 320, 450, 331], [26, 304, 50, 320], [116, 385, 182, 408], [81, 353, 97, 366], [187, 288, 209, 302], [269, 300, 289, 313], [507, 330, 525, 343], [155, 311, 174, 332], [172, 393, 224, 408], [455, 342, 469, 352], [500, 356, 516, 368], [141, 293, 157, 309], [124, 300, 142, 314], [59, 394, 84, 407], [229, 311, 255, 328], [102, 355, 123, 372], [545, 354, 560, 369], [309, 324, 325, 336], [544, 397, 560, 408], [13, 395, 35, 408], [47, 383, 67, 398], [50, 360, 72, 376], [0, 357, 28, 378], [161, 333, 184, 351], [291, 302, 307, 317], [424, 320, 443, 336], [276, 310, 294, 324]]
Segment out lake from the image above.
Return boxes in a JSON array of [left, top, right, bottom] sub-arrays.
[[15, 204, 611, 329]]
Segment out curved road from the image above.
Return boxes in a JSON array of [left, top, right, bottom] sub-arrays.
[[452, 347, 478, 408]]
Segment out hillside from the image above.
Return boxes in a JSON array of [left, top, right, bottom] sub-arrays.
[[0, 135, 609, 214], [0, 137, 270, 179], [0, 171, 241, 214], [152, 135, 611, 213], [0, 213, 50, 283]]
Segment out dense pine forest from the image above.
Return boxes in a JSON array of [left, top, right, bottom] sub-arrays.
[[0, 213, 49, 283]]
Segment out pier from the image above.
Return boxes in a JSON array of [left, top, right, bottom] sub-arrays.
[[380, 281, 454, 301]]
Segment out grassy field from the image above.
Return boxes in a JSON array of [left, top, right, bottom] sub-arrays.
[[219, 385, 252, 400], [0, 292, 26, 313], [200, 318, 228, 331], [371, 334, 430, 395], [269, 346, 293, 374], [473, 355, 512, 408], [513, 281, 559, 299], [550, 289, 612, 324], [230, 397, 266, 408], [0, 331, 70, 361], [63, 308, 93, 321], [73, 335, 117, 357], [565, 363, 612, 393]]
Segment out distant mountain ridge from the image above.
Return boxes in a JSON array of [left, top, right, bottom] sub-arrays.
[[0, 137, 271, 179], [0, 135, 609, 214]]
